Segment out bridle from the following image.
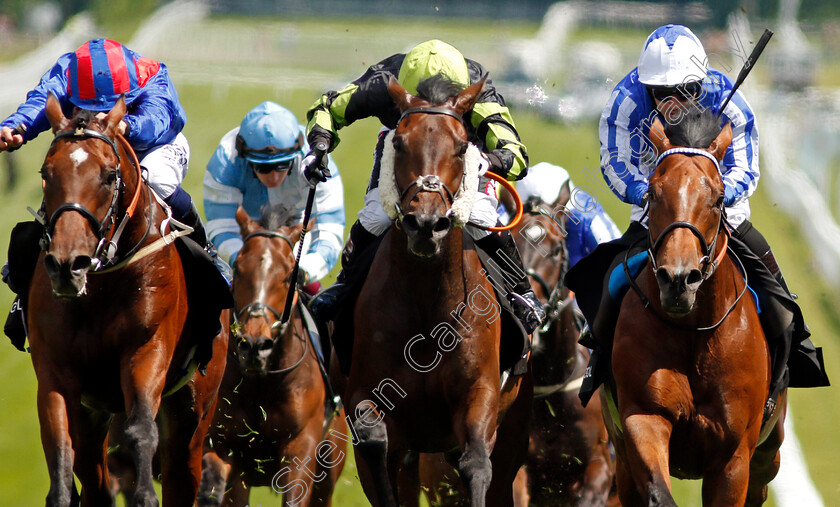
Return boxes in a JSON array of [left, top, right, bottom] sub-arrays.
[[521, 196, 575, 335], [648, 148, 728, 281], [393, 107, 467, 225], [41, 126, 146, 270], [627, 147, 748, 332], [230, 229, 307, 375]]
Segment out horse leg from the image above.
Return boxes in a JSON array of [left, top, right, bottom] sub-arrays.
[[745, 393, 786, 506], [701, 439, 753, 506], [486, 376, 531, 507], [310, 413, 349, 507], [71, 407, 114, 507], [278, 425, 319, 506], [197, 452, 231, 507], [349, 400, 397, 506], [453, 390, 498, 507], [613, 454, 646, 507], [158, 385, 207, 506], [122, 364, 166, 507], [35, 379, 78, 507], [621, 414, 676, 506], [221, 471, 249, 507], [511, 467, 529, 507]]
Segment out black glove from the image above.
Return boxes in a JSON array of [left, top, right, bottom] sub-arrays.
[[303, 134, 332, 188], [485, 150, 505, 177], [295, 267, 309, 288]]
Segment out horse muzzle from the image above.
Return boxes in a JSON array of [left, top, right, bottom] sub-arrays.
[[44, 253, 91, 298], [401, 212, 452, 258], [655, 266, 702, 317], [237, 335, 274, 375]]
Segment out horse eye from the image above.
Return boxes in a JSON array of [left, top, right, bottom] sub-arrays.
[[392, 135, 404, 152], [104, 171, 118, 186], [715, 194, 724, 207], [457, 143, 468, 157]]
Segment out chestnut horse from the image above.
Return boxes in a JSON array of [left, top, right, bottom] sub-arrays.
[[198, 206, 346, 506], [415, 187, 615, 506], [28, 94, 228, 506], [605, 113, 786, 506], [344, 77, 532, 507], [512, 189, 615, 505]]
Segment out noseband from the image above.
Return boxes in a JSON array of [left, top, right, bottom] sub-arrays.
[[42, 127, 144, 270]]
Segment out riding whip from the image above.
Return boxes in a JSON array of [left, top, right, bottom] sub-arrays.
[[281, 141, 327, 324], [717, 29, 773, 118]]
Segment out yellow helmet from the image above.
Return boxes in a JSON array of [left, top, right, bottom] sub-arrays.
[[397, 40, 470, 95]]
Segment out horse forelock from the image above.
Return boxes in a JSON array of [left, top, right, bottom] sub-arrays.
[[663, 104, 722, 149]]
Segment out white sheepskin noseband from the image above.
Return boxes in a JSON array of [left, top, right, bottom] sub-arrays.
[[378, 129, 481, 227]]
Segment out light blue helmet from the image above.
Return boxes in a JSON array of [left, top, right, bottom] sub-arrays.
[[236, 101, 304, 166]]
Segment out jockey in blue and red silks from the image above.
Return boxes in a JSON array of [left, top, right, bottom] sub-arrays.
[[0, 39, 230, 348]]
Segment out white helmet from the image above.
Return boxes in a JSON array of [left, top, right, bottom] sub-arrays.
[[637, 25, 707, 87]]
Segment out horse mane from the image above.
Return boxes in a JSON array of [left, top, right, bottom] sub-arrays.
[[258, 204, 302, 230], [415, 74, 465, 104], [663, 104, 722, 149], [70, 109, 97, 130]]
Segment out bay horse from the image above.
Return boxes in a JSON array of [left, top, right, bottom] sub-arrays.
[[28, 94, 228, 506], [198, 206, 346, 506], [605, 112, 786, 506], [414, 186, 615, 506], [511, 188, 615, 505], [344, 77, 532, 507]]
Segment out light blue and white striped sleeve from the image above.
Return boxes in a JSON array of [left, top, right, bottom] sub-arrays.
[[720, 89, 759, 207], [299, 154, 345, 282], [599, 89, 651, 207], [203, 129, 245, 264]]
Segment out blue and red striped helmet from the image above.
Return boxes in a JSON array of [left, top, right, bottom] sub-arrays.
[[67, 39, 160, 111]]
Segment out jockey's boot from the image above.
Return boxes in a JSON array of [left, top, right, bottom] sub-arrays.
[[475, 231, 546, 334], [309, 221, 377, 323], [760, 248, 797, 299], [180, 202, 233, 286]]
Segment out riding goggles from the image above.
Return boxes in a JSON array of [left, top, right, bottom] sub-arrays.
[[647, 81, 702, 101], [249, 156, 298, 174]]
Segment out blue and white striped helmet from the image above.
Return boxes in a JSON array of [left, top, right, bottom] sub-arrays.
[[638, 25, 707, 87]]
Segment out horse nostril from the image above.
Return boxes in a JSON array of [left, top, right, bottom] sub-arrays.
[[258, 338, 274, 352], [44, 254, 60, 276], [71, 255, 92, 273], [686, 269, 703, 286], [433, 216, 451, 233], [402, 214, 419, 233], [655, 267, 672, 287]]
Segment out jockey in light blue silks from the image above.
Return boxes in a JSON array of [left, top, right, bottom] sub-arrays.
[[566, 24, 829, 405], [203, 101, 345, 290]]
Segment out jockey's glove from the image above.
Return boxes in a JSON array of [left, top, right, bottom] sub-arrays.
[[302, 134, 332, 188], [295, 268, 309, 288], [485, 150, 506, 177], [724, 184, 738, 207]]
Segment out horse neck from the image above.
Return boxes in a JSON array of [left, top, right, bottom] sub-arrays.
[[388, 227, 468, 304], [116, 147, 161, 249]]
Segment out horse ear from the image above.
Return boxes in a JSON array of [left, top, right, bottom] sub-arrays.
[[708, 122, 732, 161], [45, 93, 69, 133], [555, 179, 571, 209], [235, 206, 255, 236], [101, 95, 127, 136], [388, 76, 413, 111], [451, 78, 485, 117], [648, 116, 671, 155]]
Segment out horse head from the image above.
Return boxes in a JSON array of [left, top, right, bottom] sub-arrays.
[[231, 206, 303, 374], [40, 93, 130, 298], [647, 108, 732, 316], [386, 75, 485, 258]]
